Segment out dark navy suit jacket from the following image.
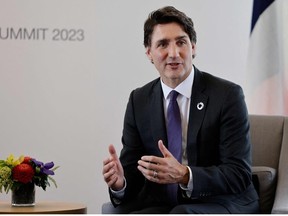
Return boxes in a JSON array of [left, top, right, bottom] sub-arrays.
[[110, 66, 259, 213]]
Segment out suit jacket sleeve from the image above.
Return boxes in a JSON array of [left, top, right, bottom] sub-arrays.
[[110, 79, 167, 205]]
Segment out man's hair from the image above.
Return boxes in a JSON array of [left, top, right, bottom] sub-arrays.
[[143, 6, 197, 48]]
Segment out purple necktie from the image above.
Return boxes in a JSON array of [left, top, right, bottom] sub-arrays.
[[166, 90, 182, 205]]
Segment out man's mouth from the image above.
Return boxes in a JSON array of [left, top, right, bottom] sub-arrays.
[[167, 62, 181, 68]]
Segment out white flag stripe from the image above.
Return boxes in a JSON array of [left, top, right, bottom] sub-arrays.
[[246, 0, 288, 115]]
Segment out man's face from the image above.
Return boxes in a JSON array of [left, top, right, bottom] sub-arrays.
[[146, 22, 196, 88]]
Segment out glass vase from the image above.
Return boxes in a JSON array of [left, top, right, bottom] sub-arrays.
[[11, 182, 35, 207]]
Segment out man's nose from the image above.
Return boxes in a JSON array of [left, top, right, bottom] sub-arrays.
[[168, 44, 180, 58]]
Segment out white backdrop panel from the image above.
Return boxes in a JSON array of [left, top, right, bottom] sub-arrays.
[[0, 0, 252, 213]]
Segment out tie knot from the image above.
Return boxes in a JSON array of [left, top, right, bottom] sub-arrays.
[[170, 90, 179, 101]]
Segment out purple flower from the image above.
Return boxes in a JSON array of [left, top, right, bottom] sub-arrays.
[[32, 159, 55, 175]]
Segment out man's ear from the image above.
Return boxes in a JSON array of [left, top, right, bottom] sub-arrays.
[[145, 47, 153, 62], [192, 43, 196, 58]]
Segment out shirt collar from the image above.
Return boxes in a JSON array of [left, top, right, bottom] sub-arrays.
[[161, 66, 194, 100]]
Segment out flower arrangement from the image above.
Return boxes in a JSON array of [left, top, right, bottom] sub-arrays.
[[0, 154, 59, 193]]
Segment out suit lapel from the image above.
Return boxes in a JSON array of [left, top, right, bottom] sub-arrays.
[[149, 80, 168, 150], [187, 68, 208, 165]]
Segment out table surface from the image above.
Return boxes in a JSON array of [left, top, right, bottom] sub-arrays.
[[0, 201, 87, 214]]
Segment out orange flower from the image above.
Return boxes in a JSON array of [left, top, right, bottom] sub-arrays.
[[12, 164, 35, 184]]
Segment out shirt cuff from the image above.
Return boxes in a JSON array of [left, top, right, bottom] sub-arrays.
[[110, 177, 126, 199], [179, 166, 193, 197]]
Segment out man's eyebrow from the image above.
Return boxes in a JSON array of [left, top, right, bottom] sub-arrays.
[[156, 38, 169, 44], [176, 35, 189, 40], [156, 35, 188, 43], [155, 35, 189, 46]]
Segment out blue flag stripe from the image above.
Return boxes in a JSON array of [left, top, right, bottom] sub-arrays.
[[251, 0, 275, 33]]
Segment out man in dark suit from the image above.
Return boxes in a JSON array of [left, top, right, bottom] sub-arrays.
[[102, 6, 259, 213]]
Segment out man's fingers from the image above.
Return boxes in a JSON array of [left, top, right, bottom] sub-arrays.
[[105, 171, 118, 188], [102, 158, 114, 174], [108, 144, 123, 166], [108, 144, 118, 158], [137, 165, 153, 177], [138, 159, 158, 170], [158, 140, 173, 158]]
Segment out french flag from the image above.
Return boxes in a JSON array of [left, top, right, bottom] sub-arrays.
[[246, 0, 288, 115]]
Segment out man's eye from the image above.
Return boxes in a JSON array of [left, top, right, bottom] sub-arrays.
[[157, 43, 167, 48], [177, 40, 186, 46]]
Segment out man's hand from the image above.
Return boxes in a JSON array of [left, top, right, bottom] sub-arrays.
[[102, 144, 125, 191], [137, 140, 189, 185]]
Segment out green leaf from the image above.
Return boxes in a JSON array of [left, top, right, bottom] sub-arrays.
[[48, 176, 58, 188], [51, 166, 60, 172]]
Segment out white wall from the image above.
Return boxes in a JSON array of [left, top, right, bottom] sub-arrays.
[[0, 0, 253, 213]]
